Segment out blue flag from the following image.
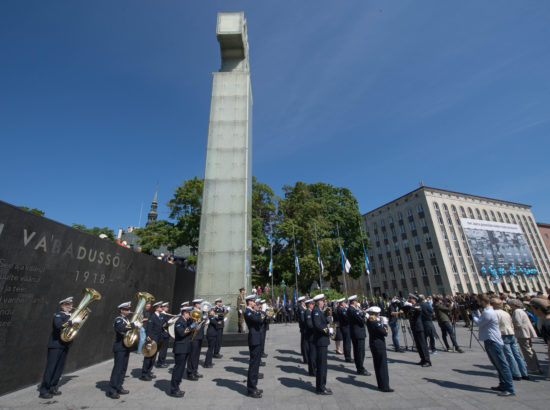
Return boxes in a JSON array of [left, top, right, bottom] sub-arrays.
[[363, 246, 370, 275], [315, 241, 324, 273], [269, 245, 273, 277], [294, 246, 300, 276], [282, 288, 287, 305]]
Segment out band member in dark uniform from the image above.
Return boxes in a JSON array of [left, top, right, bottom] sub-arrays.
[[213, 298, 227, 358], [108, 302, 141, 399], [348, 295, 371, 376], [39, 297, 79, 399], [258, 299, 269, 361], [419, 295, 437, 353], [366, 306, 394, 393], [297, 296, 308, 364], [244, 295, 264, 398], [404, 294, 431, 367], [337, 298, 353, 362], [156, 302, 170, 368], [305, 299, 317, 376], [141, 301, 164, 380], [187, 299, 206, 380], [170, 306, 193, 397], [312, 294, 333, 395], [204, 307, 218, 368]]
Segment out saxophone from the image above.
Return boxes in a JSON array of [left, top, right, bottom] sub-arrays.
[[123, 291, 155, 348], [60, 288, 102, 342]]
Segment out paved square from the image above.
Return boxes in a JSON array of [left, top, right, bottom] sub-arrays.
[[1, 323, 547, 409]]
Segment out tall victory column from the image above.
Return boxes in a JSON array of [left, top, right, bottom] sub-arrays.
[[195, 12, 252, 332]]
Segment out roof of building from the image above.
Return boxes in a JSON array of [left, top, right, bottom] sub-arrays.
[[536, 222, 550, 229], [362, 186, 531, 217]]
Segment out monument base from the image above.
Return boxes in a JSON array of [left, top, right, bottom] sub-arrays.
[[201, 332, 248, 347]]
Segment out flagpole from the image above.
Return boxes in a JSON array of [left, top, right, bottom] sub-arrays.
[[270, 243, 274, 303], [292, 223, 299, 298], [314, 223, 323, 290], [336, 222, 349, 297], [359, 221, 373, 299]]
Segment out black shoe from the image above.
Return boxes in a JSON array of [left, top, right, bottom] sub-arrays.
[[522, 375, 531, 381], [248, 390, 262, 398], [345, 359, 354, 363], [316, 389, 333, 395], [491, 386, 505, 391], [156, 363, 169, 368], [257, 389, 263, 394], [512, 376, 521, 381], [357, 369, 371, 376], [416, 361, 425, 365], [150, 373, 157, 379], [170, 390, 185, 398], [140, 375, 152, 381], [380, 388, 394, 393], [396, 348, 405, 353], [421, 362, 432, 367], [39, 393, 53, 399], [261, 353, 268, 358], [187, 375, 199, 381], [260, 362, 266, 367], [50, 390, 61, 396], [258, 373, 264, 379], [118, 389, 129, 395], [195, 373, 203, 378], [107, 392, 120, 399], [456, 348, 464, 353], [204, 364, 213, 368], [213, 354, 223, 359]]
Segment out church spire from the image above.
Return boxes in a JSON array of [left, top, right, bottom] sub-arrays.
[[146, 185, 158, 226]]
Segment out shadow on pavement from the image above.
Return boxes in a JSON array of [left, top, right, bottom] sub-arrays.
[[327, 363, 356, 375], [224, 366, 248, 377], [276, 365, 308, 376], [58, 375, 78, 388], [153, 379, 172, 396], [387, 358, 419, 365], [273, 355, 302, 364], [278, 377, 314, 392], [238, 350, 249, 356], [212, 378, 248, 396], [277, 349, 301, 356], [453, 368, 496, 377], [473, 364, 495, 370], [130, 368, 142, 379], [336, 375, 379, 391], [423, 378, 495, 394], [231, 357, 249, 364], [95, 380, 110, 393]]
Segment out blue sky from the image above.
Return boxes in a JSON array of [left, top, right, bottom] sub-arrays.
[[1, 0, 549, 232]]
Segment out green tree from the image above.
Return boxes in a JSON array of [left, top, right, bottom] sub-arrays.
[[18, 206, 45, 216], [273, 182, 367, 293], [168, 177, 204, 253], [133, 220, 180, 253], [71, 224, 116, 240]]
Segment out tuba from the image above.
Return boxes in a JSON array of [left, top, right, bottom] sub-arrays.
[[61, 288, 102, 342], [124, 291, 155, 348]]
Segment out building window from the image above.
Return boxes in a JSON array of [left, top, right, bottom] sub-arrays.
[[428, 248, 435, 258], [443, 204, 448, 211], [424, 233, 431, 242], [375, 234, 379, 241], [377, 246, 382, 254], [403, 239, 409, 248], [381, 219, 385, 227], [413, 236, 420, 245], [438, 216, 444, 225], [407, 254, 412, 263], [497, 211, 503, 222], [460, 206, 466, 217], [451, 231, 457, 241], [407, 209, 413, 217], [398, 212, 403, 221], [442, 231, 448, 240], [394, 242, 399, 251], [409, 270, 416, 278], [483, 210, 489, 220], [420, 218, 427, 227], [490, 211, 496, 221], [400, 225, 406, 234], [433, 202, 439, 210], [400, 270, 405, 279], [447, 247, 453, 256], [391, 227, 396, 236], [417, 204, 423, 213], [476, 209, 482, 219], [468, 207, 474, 219], [416, 251, 424, 261], [383, 231, 388, 240], [433, 265, 440, 275], [410, 221, 416, 231], [373, 223, 377, 230], [456, 247, 462, 256], [386, 244, 390, 252], [388, 216, 393, 224], [397, 254, 402, 264], [420, 267, 428, 276], [452, 264, 458, 273], [451, 205, 457, 214]]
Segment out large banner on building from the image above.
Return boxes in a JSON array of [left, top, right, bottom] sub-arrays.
[[460, 218, 537, 281]]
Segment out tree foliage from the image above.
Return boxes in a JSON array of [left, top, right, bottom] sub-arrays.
[[18, 206, 45, 216], [72, 224, 116, 240]]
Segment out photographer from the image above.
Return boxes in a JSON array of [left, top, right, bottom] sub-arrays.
[[434, 297, 464, 353], [403, 294, 431, 367], [388, 297, 405, 352]]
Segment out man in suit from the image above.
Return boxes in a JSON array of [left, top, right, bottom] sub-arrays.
[[39, 297, 79, 399], [244, 295, 264, 398], [141, 301, 164, 380], [170, 306, 193, 397], [107, 302, 141, 399], [405, 294, 431, 367], [348, 295, 371, 376], [312, 294, 332, 395], [337, 298, 353, 362]]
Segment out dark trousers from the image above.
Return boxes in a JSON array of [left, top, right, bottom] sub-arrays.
[[170, 352, 189, 393], [413, 330, 430, 364], [308, 339, 317, 375], [141, 350, 158, 377], [423, 321, 436, 351], [40, 347, 69, 394], [261, 330, 266, 355], [341, 326, 352, 360], [351, 337, 366, 372], [439, 321, 459, 350], [204, 335, 216, 366], [186, 339, 201, 376], [109, 350, 130, 394], [315, 345, 328, 391], [156, 336, 169, 365], [215, 327, 223, 355], [247, 344, 262, 393], [370, 344, 389, 390], [300, 331, 309, 363]]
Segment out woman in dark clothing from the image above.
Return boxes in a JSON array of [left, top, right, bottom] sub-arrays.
[[366, 306, 393, 392]]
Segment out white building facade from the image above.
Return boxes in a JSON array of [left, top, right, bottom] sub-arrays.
[[362, 187, 550, 297]]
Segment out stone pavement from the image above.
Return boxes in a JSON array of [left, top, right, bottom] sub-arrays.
[[1, 322, 548, 410]]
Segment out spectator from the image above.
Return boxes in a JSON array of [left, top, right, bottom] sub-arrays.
[[491, 299, 529, 381], [527, 297, 550, 380], [508, 299, 542, 375]]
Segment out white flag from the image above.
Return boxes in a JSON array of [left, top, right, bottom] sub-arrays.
[[344, 258, 351, 274]]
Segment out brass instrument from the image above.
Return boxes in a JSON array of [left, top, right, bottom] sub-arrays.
[[124, 291, 155, 349], [191, 301, 211, 341], [261, 302, 275, 318], [60, 288, 102, 342]]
